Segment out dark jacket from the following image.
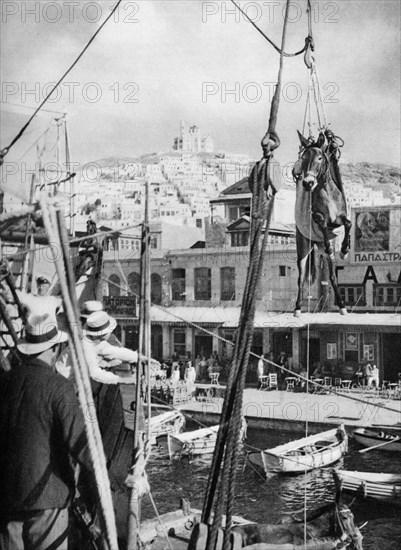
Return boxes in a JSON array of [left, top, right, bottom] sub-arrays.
[[0, 358, 92, 516]]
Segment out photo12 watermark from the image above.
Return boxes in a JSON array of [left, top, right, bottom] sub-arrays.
[[2, 81, 140, 104], [202, 1, 340, 24], [202, 81, 339, 104], [2, 1, 140, 24]]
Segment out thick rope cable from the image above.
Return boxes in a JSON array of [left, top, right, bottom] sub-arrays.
[[0, 0, 123, 161], [40, 197, 118, 550]]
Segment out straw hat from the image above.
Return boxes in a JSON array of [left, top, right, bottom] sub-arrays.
[[80, 300, 104, 318], [84, 311, 117, 337], [17, 313, 68, 355]]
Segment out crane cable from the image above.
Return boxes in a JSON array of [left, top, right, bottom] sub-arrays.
[[0, 0, 123, 164]]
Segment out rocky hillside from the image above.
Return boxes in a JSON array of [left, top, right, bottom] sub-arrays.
[[341, 162, 400, 197]]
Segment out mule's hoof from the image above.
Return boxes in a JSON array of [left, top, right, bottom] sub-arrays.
[[339, 308, 347, 316], [294, 310, 301, 318], [340, 251, 349, 260]]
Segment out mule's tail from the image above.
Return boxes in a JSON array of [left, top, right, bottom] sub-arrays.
[[304, 247, 316, 286]]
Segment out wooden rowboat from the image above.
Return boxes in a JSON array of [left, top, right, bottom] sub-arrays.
[[248, 426, 348, 475], [148, 409, 185, 445], [353, 427, 401, 452], [157, 419, 247, 459], [333, 469, 401, 506], [157, 425, 219, 458]]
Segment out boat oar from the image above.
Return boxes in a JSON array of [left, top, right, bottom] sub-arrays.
[[358, 436, 400, 453]]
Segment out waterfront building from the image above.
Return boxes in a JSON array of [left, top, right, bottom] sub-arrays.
[[103, 201, 400, 385]]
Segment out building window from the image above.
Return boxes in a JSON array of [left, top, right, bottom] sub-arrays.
[[128, 272, 140, 297], [194, 267, 212, 300], [173, 328, 186, 357], [228, 205, 250, 222], [339, 285, 366, 306], [220, 267, 235, 301], [150, 236, 158, 249], [230, 231, 249, 247], [279, 266, 286, 277], [344, 332, 360, 363], [151, 273, 162, 305], [373, 284, 401, 306], [196, 218, 203, 228], [172, 268, 186, 301], [108, 274, 120, 296]]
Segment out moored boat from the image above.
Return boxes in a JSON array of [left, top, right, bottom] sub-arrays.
[[248, 426, 348, 475], [157, 418, 247, 459], [148, 409, 185, 445], [157, 425, 219, 458], [333, 469, 401, 506], [353, 427, 401, 452]]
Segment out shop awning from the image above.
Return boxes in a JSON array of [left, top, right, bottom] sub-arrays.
[[149, 306, 401, 331]]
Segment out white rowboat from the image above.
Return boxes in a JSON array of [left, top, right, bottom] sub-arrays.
[[157, 419, 247, 459], [333, 469, 401, 506], [248, 426, 348, 475], [148, 410, 185, 445], [353, 427, 401, 452]]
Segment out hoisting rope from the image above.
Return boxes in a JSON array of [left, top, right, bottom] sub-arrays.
[[302, 0, 328, 134], [40, 196, 119, 550], [229, 0, 312, 57], [0, 0, 123, 164], [197, 3, 291, 550]]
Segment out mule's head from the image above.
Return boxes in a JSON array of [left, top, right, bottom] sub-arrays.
[[293, 131, 327, 192], [336, 504, 363, 550]]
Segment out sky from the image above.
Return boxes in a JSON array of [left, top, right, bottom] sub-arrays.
[[1, 0, 400, 182]]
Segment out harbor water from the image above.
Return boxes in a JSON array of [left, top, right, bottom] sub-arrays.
[[142, 424, 401, 548]]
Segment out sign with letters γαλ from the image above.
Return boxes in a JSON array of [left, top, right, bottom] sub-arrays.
[[103, 296, 137, 318]]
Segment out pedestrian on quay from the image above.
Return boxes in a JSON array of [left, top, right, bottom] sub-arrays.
[[369, 364, 379, 388], [185, 360, 196, 396], [171, 349, 179, 369], [0, 312, 96, 550], [362, 362, 373, 387], [179, 358, 186, 381], [170, 364, 180, 385], [277, 351, 287, 388], [257, 355, 265, 389]]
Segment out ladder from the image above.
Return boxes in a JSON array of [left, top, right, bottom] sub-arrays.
[[0, 259, 26, 370]]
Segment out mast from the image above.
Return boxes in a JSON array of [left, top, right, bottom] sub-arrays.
[[64, 115, 76, 237], [127, 178, 151, 549]]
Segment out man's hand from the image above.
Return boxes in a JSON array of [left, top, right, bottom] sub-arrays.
[[118, 375, 136, 385]]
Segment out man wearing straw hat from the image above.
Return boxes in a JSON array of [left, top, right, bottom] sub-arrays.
[[56, 307, 141, 385], [83, 310, 160, 374], [0, 312, 94, 550]]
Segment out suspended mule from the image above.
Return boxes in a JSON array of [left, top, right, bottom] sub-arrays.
[[292, 130, 352, 317]]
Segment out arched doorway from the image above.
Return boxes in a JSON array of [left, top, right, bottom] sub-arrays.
[[151, 324, 163, 360], [128, 272, 140, 297], [151, 273, 162, 305], [108, 274, 120, 296]]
